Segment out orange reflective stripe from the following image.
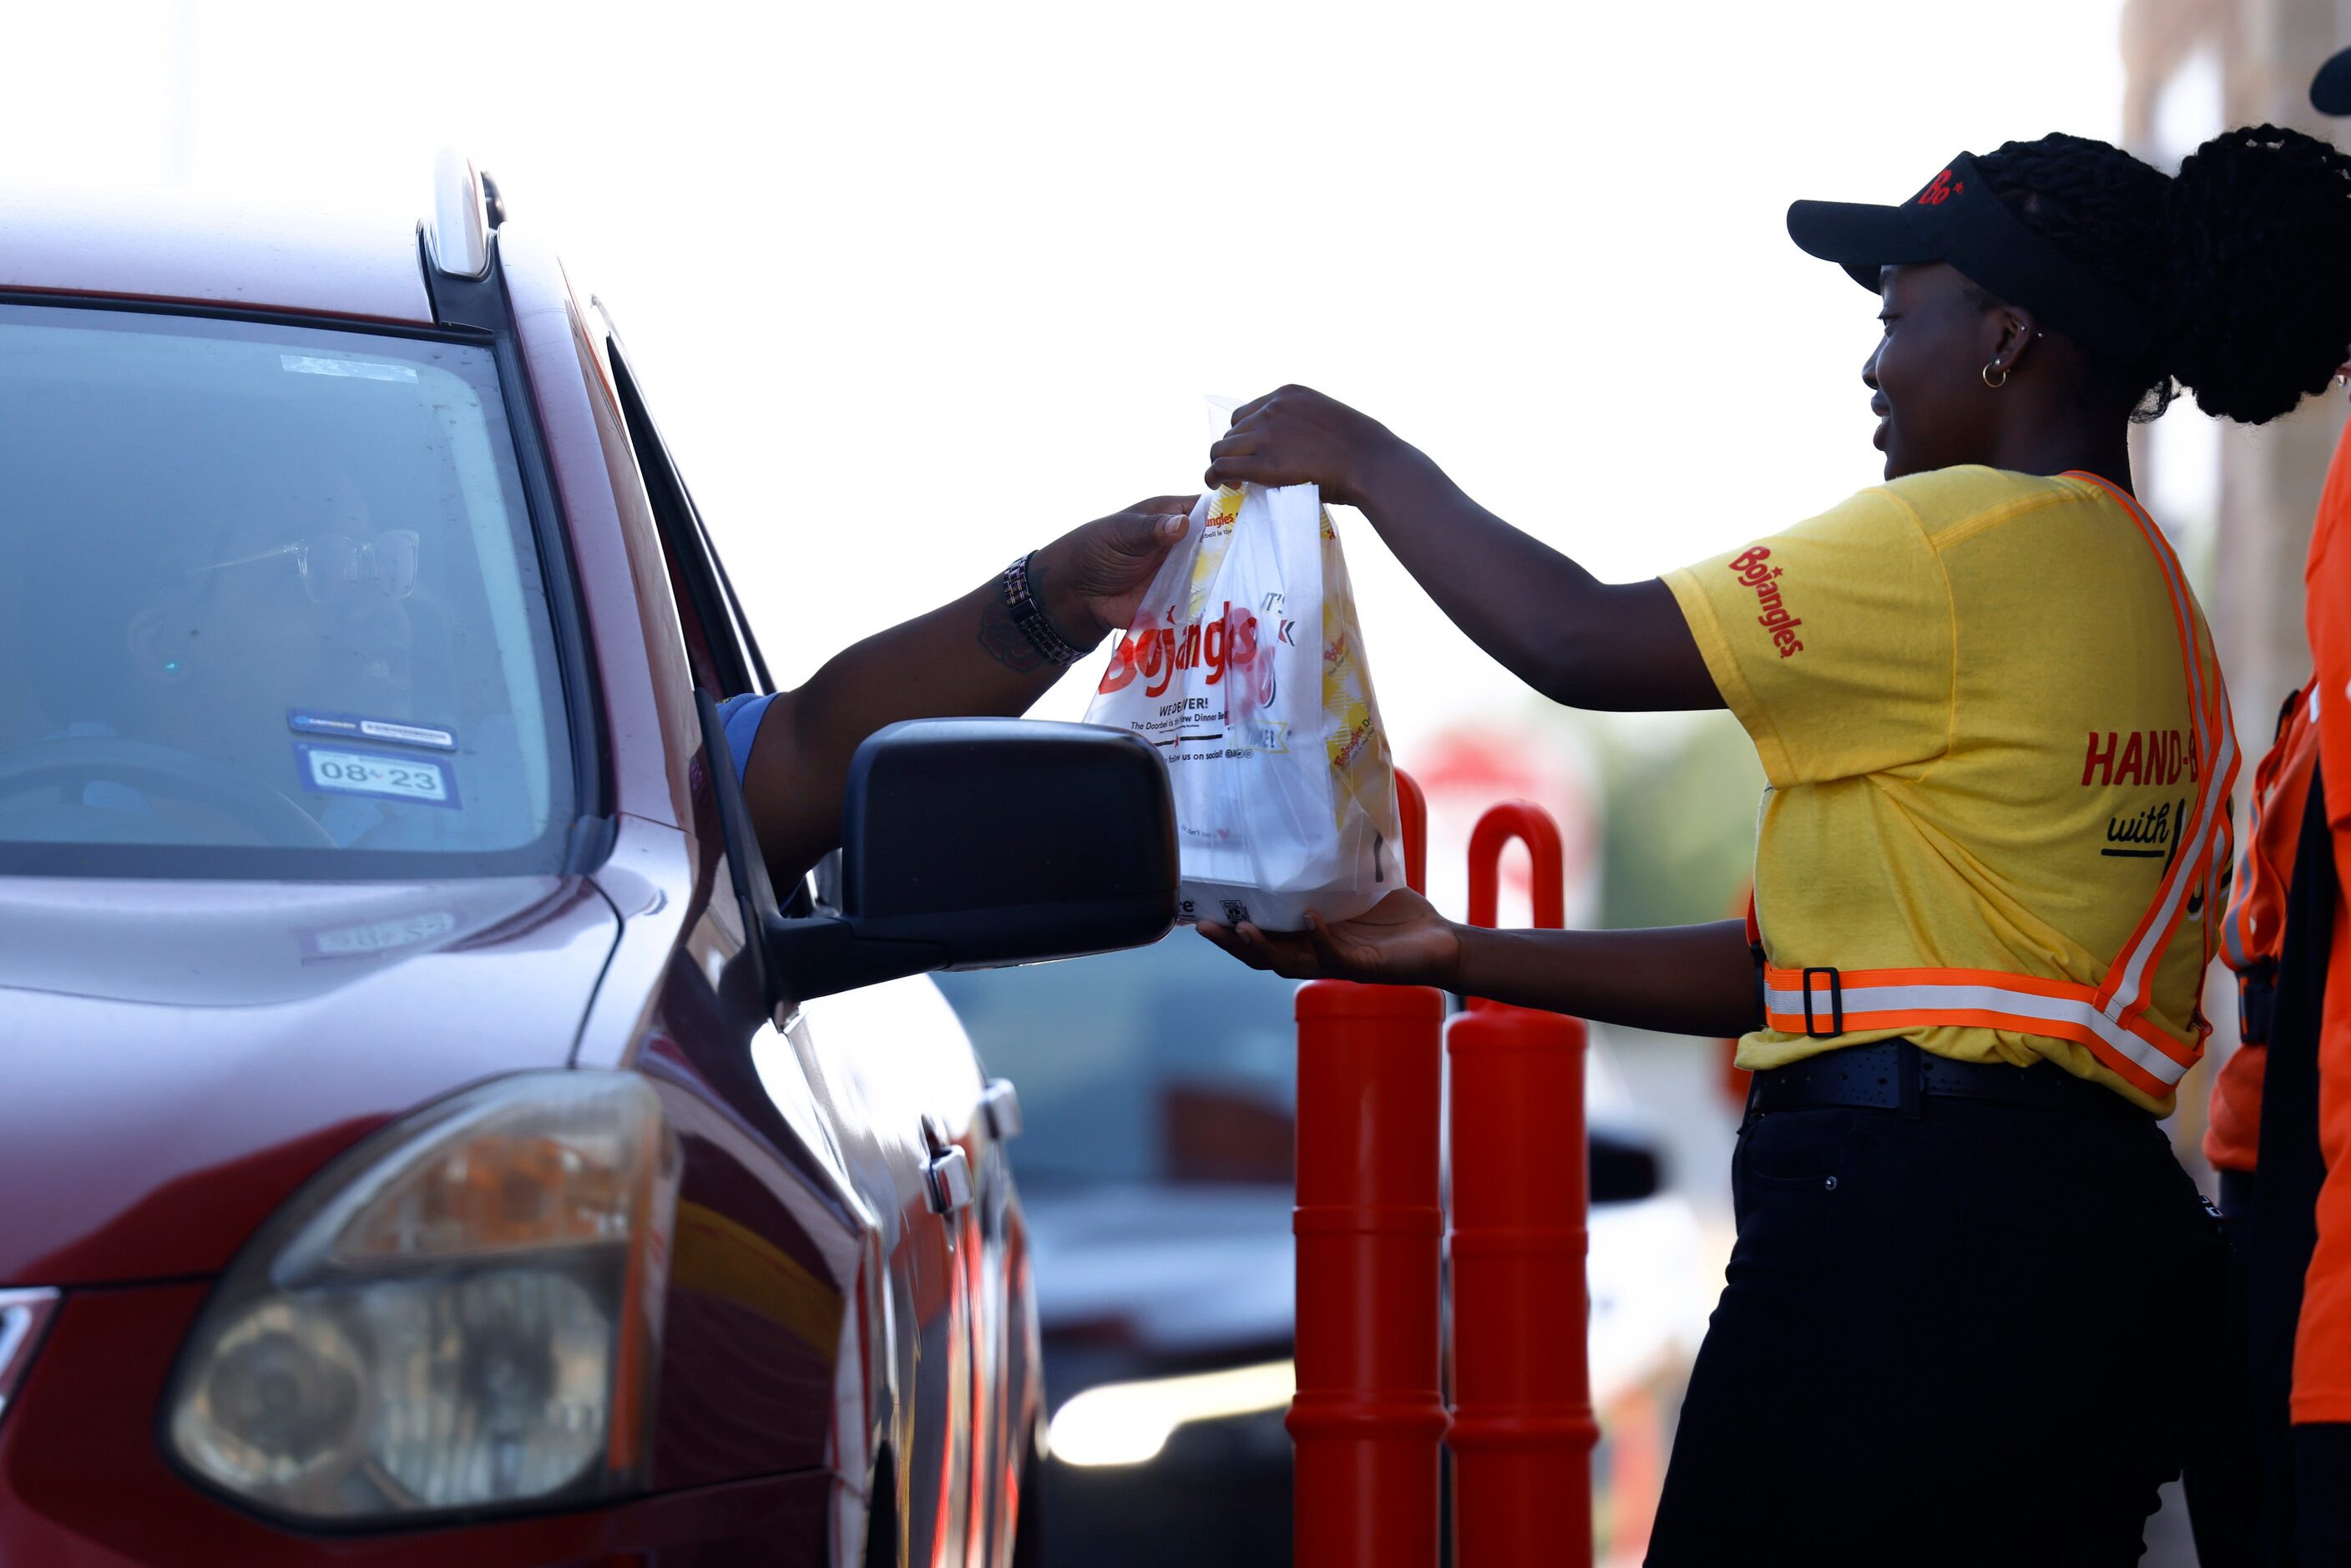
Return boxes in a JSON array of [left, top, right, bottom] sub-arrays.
[[2072, 472, 2210, 745], [2224, 828, 2258, 971], [2066, 473, 2234, 1029], [1755, 474, 2231, 1095], [2223, 714, 2287, 971], [2222, 678, 2319, 979], [1764, 965, 2201, 1071], [1762, 974, 2191, 1095], [1769, 964, 2110, 1002], [1760, 1004, 2175, 1100], [2099, 720, 2237, 1025]]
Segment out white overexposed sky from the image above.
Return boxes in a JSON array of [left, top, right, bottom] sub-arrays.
[[0, 0, 2136, 763]]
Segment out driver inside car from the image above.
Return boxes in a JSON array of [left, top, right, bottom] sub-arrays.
[[158, 467, 422, 846], [0, 458, 432, 849]]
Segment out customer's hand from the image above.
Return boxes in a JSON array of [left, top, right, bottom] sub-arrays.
[[1197, 888, 1462, 989], [1029, 496, 1196, 647], [1204, 386, 1399, 508]]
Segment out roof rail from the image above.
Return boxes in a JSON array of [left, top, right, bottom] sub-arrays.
[[424, 147, 489, 280]]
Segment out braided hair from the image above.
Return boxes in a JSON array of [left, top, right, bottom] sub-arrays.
[[1974, 127, 2351, 425]]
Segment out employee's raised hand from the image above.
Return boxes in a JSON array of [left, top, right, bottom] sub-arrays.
[[1205, 385, 1399, 508], [1197, 888, 1461, 989], [1029, 496, 1197, 647]]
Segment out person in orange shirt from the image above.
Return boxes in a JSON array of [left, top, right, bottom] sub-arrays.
[[2208, 687, 2316, 1189], [2189, 49, 2351, 1567], [2190, 678, 2318, 1562]]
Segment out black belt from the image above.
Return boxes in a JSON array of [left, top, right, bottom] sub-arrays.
[[1747, 1039, 2152, 1124]]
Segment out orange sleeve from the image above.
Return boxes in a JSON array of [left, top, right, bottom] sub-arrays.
[[2305, 417, 2351, 839], [2204, 1042, 2268, 1174], [2294, 412, 2351, 1423], [2206, 688, 2321, 1172], [2292, 838, 2351, 1423]]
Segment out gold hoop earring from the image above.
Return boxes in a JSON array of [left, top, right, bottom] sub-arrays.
[[1982, 361, 2010, 390]]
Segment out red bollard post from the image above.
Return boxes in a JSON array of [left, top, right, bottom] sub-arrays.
[[1446, 802, 1597, 1568], [1395, 767, 1428, 896], [1291, 769, 1448, 1568]]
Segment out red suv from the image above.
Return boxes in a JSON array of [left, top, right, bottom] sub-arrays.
[[0, 153, 1176, 1565]]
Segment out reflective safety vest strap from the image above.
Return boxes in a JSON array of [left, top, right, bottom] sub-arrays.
[[2221, 680, 2317, 976], [1762, 964, 2196, 1100], [2070, 472, 2236, 1030], [1755, 473, 2232, 1103]]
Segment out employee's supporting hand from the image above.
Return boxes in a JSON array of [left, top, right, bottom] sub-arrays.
[[1197, 889, 1462, 989], [1204, 386, 1397, 508], [1202, 898, 1766, 1039]]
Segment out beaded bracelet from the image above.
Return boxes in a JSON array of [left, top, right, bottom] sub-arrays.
[[1000, 553, 1090, 666]]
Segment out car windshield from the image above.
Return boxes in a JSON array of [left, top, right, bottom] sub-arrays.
[[0, 304, 574, 878], [934, 933, 1300, 1186]]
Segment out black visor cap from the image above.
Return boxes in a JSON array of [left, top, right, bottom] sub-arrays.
[[1787, 198, 1947, 292], [2315, 47, 2351, 115], [1786, 152, 2154, 366]]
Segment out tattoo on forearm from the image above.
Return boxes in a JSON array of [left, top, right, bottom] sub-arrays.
[[978, 583, 1049, 673]]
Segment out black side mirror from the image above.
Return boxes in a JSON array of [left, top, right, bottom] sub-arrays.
[[1588, 1118, 1666, 1204], [697, 697, 1177, 1007]]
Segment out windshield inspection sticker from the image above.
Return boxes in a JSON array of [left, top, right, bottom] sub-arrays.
[[301, 909, 459, 959], [280, 353, 419, 383], [294, 744, 460, 809], [288, 711, 455, 751]]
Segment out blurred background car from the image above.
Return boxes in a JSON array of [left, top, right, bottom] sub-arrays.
[[938, 927, 1712, 1567]]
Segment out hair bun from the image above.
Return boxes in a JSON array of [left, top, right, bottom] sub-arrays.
[[2164, 124, 2351, 424]]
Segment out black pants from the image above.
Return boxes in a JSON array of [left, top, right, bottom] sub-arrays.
[[2196, 771, 2342, 1566], [1646, 1095, 2225, 1567], [2295, 1424, 2351, 1565], [2184, 1167, 2264, 1566]]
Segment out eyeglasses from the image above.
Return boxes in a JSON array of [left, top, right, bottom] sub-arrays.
[[190, 530, 420, 605]]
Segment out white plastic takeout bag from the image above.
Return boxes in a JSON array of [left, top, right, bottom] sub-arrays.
[[1085, 482, 1403, 930]]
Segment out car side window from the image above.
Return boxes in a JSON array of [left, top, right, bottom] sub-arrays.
[[605, 336, 766, 700]]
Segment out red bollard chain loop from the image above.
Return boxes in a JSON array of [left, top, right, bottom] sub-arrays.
[[1447, 801, 1597, 1568], [1290, 769, 1447, 1568], [1465, 798, 1565, 933]]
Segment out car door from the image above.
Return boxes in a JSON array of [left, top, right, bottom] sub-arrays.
[[604, 328, 1001, 1565]]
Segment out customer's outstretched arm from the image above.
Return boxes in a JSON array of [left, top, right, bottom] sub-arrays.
[[740, 497, 1193, 888]]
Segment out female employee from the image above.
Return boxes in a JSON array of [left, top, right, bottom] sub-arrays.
[[719, 498, 1194, 889], [1197, 129, 2351, 1564]]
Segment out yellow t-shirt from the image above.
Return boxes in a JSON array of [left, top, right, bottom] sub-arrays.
[[1663, 466, 2227, 1114]]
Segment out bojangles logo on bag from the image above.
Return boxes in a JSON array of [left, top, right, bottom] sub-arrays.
[[1099, 602, 1273, 703]]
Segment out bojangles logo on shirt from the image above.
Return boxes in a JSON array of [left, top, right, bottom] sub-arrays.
[[1728, 546, 1804, 658]]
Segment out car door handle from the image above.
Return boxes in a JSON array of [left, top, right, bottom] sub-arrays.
[[924, 1146, 973, 1216], [921, 1113, 973, 1216], [979, 1078, 1023, 1141]]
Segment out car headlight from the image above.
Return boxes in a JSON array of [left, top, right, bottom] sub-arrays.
[[1048, 1359, 1295, 1467], [166, 1071, 680, 1524]]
